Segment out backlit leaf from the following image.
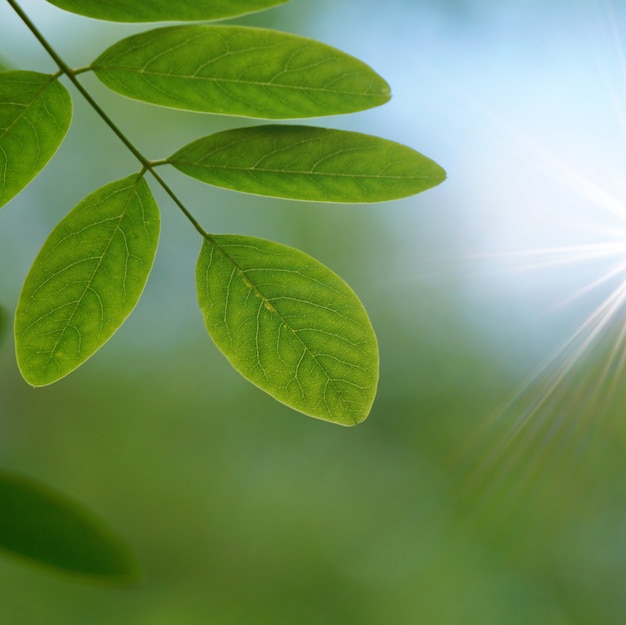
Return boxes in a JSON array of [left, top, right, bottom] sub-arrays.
[[169, 125, 447, 202], [91, 25, 390, 119], [0, 71, 71, 208], [197, 235, 379, 425], [45, 0, 288, 22], [0, 470, 136, 578], [15, 173, 160, 386]]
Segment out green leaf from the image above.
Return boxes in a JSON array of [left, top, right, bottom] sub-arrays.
[[169, 125, 447, 203], [196, 235, 379, 425], [91, 25, 390, 119], [46, 0, 288, 22], [0, 470, 136, 579], [0, 71, 72, 209], [15, 173, 160, 386]]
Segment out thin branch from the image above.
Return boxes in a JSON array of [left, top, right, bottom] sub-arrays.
[[6, 0, 211, 240]]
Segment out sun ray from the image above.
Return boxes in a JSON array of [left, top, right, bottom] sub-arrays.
[[461, 248, 626, 482], [449, 108, 626, 522], [397, 1, 626, 528]]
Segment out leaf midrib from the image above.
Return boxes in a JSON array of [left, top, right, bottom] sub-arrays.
[[177, 158, 436, 180], [94, 66, 386, 99]]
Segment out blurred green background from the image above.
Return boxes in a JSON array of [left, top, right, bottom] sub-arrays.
[[2, 0, 626, 623]]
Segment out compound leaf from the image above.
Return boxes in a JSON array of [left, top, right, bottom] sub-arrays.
[[169, 125, 446, 202], [197, 235, 379, 425], [91, 25, 390, 119], [45, 0, 288, 22], [0, 71, 71, 209], [15, 173, 160, 386], [0, 470, 136, 579]]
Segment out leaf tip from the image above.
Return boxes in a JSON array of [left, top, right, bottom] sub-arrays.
[[89, 543, 142, 585], [0, 471, 139, 582]]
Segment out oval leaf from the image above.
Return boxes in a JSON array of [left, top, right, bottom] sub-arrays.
[[197, 235, 379, 425], [0, 71, 72, 208], [169, 125, 447, 203], [0, 470, 136, 578], [91, 25, 390, 119], [46, 0, 288, 22], [15, 174, 160, 386]]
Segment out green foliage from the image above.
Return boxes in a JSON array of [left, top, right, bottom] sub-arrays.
[[169, 125, 446, 202], [46, 0, 287, 22], [15, 174, 160, 386], [1, 0, 445, 581], [197, 235, 379, 424], [2, 0, 444, 425], [91, 25, 390, 119], [0, 470, 136, 578], [0, 70, 71, 208]]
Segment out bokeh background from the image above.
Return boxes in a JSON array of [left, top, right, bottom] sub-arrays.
[[2, 0, 626, 623]]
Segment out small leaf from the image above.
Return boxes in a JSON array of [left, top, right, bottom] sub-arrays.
[[91, 25, 390, 119], [0, 470, 136, 579], [169, 125, 446, 203], [45, 0, 288, 22], [0, 71, 72, 208], [15, 173, 160, 386], [197, 235, 379, 425]]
